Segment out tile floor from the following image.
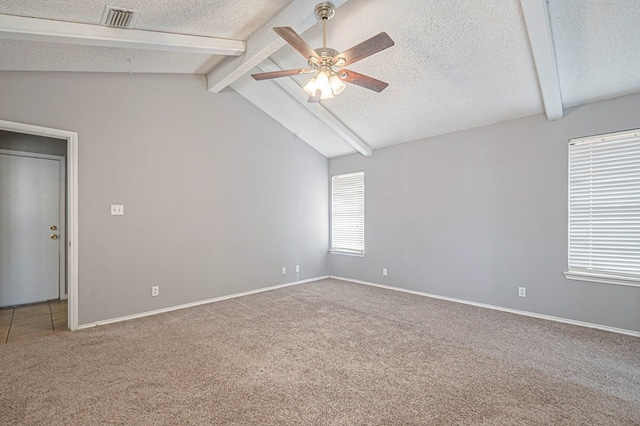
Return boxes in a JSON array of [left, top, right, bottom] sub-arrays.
[[0, 300, 68, 344]]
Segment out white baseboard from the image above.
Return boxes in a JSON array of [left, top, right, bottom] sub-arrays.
[[78, 276, 329, 330], [330, 276, 640, 338]]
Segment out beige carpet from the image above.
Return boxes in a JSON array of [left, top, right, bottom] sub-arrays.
[[1, 278, 639, 425]]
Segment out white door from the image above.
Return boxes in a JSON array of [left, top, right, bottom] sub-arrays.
[[0, 153, 60, 307]]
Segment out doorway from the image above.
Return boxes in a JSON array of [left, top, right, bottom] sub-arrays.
[[0, 120, 78, 330], [0, 150, 65, 306]]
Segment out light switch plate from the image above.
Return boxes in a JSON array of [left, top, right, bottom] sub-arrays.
[[111, 204, 124, 215]]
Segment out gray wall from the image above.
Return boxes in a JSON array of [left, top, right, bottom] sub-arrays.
[[0, 72, 329, 325], [0, 130, 67, 156], [330, 92, 640, 333]]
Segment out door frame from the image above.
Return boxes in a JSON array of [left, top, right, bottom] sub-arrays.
[[0, 120, 78, 330], [0, 149, 66, 301]]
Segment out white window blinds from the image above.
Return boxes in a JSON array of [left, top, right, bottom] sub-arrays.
[[568, 129, 640, 281], [331, 171, 364, 255]]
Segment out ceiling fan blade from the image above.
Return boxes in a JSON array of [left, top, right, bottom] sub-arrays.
[[251, 68, 312, 81], [335, 32, 395, 66], [341, 70, 389, 92], [273, 27, 321, 61]]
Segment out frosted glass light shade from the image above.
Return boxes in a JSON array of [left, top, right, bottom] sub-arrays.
[[316, 71, 330, 91], [330, 75, 346, 95], [304, 71, 344, 99], [320, 86, 334, 99], [303, 77, 318, 96]]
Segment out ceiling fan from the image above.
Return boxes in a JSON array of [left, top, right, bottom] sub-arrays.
[[251, 2, 394, 102]]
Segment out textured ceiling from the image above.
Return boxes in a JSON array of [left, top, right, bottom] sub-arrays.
[[0, 0, 292, 73], [1, 0, 639, 157], [0, 0, 292, 39], [272, 0, 543, 149], [548, 0, 640, 108]]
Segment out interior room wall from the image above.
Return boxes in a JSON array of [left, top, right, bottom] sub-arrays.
[[329, 92, 640, 333], [0, 72, 329, 325]]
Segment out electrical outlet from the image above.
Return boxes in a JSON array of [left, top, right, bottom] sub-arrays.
[[382, 268, 388, 276], [518, 287, 526, 298], [281, 267, 286, 275], [111, 204, 124, 215], [151, 286, 159, 297], [295, 265, 300, 273]]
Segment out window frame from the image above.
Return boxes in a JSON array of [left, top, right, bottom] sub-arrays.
[[564, 128, 640, 288], [330, 171, 365, 256]]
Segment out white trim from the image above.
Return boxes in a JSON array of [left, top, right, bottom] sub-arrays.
[[58, 156, 66, 300], [0, 149, 62, 161], [77, 276, 330, 329], [330, 276, 640, 338], [0, 120, 79, 331], [0, 149, 66, 300], [0, 14, 245, 56], [569, 128, 640, 145], [520, 0, 563, 120], [564, 271, 640, 288], [329, 250, 365, 257], [207, 0, 350, 92]]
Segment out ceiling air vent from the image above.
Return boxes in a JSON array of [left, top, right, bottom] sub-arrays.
[[100, 6, 140, 29]]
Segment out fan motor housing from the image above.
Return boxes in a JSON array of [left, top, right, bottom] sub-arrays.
[[308, 47, 339, 70], [315, 47, 338, 59]]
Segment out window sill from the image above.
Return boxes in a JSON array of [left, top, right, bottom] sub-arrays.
[[329, 249, 365, 257], [564, 271, 640, 288]]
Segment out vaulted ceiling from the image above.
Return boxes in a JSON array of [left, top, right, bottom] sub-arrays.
[[1, 0, 639, 158]]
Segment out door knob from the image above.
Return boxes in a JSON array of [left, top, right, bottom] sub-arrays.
[[50, 234, 59, 240]]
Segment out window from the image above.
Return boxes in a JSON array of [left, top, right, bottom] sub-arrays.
[[566, 129, 640, 286], [331, 171, 364, 255]]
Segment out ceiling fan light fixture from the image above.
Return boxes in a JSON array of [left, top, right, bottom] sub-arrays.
[[250, 2, 394, 99], [315, 70, 331, 91], [333, 57, 346, 67], [305, 70, 343, 99], [320, 86, 335, 100], [304, 76, 318, 96], [330, 75, 346, 95]]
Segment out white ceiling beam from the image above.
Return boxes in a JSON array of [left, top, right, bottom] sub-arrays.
[[231, 74, 353, 158], [255, 59, 372, 156], [520, 0, 563, 120], [207, 0, 349, 93], [0, 14, 245, 56]]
